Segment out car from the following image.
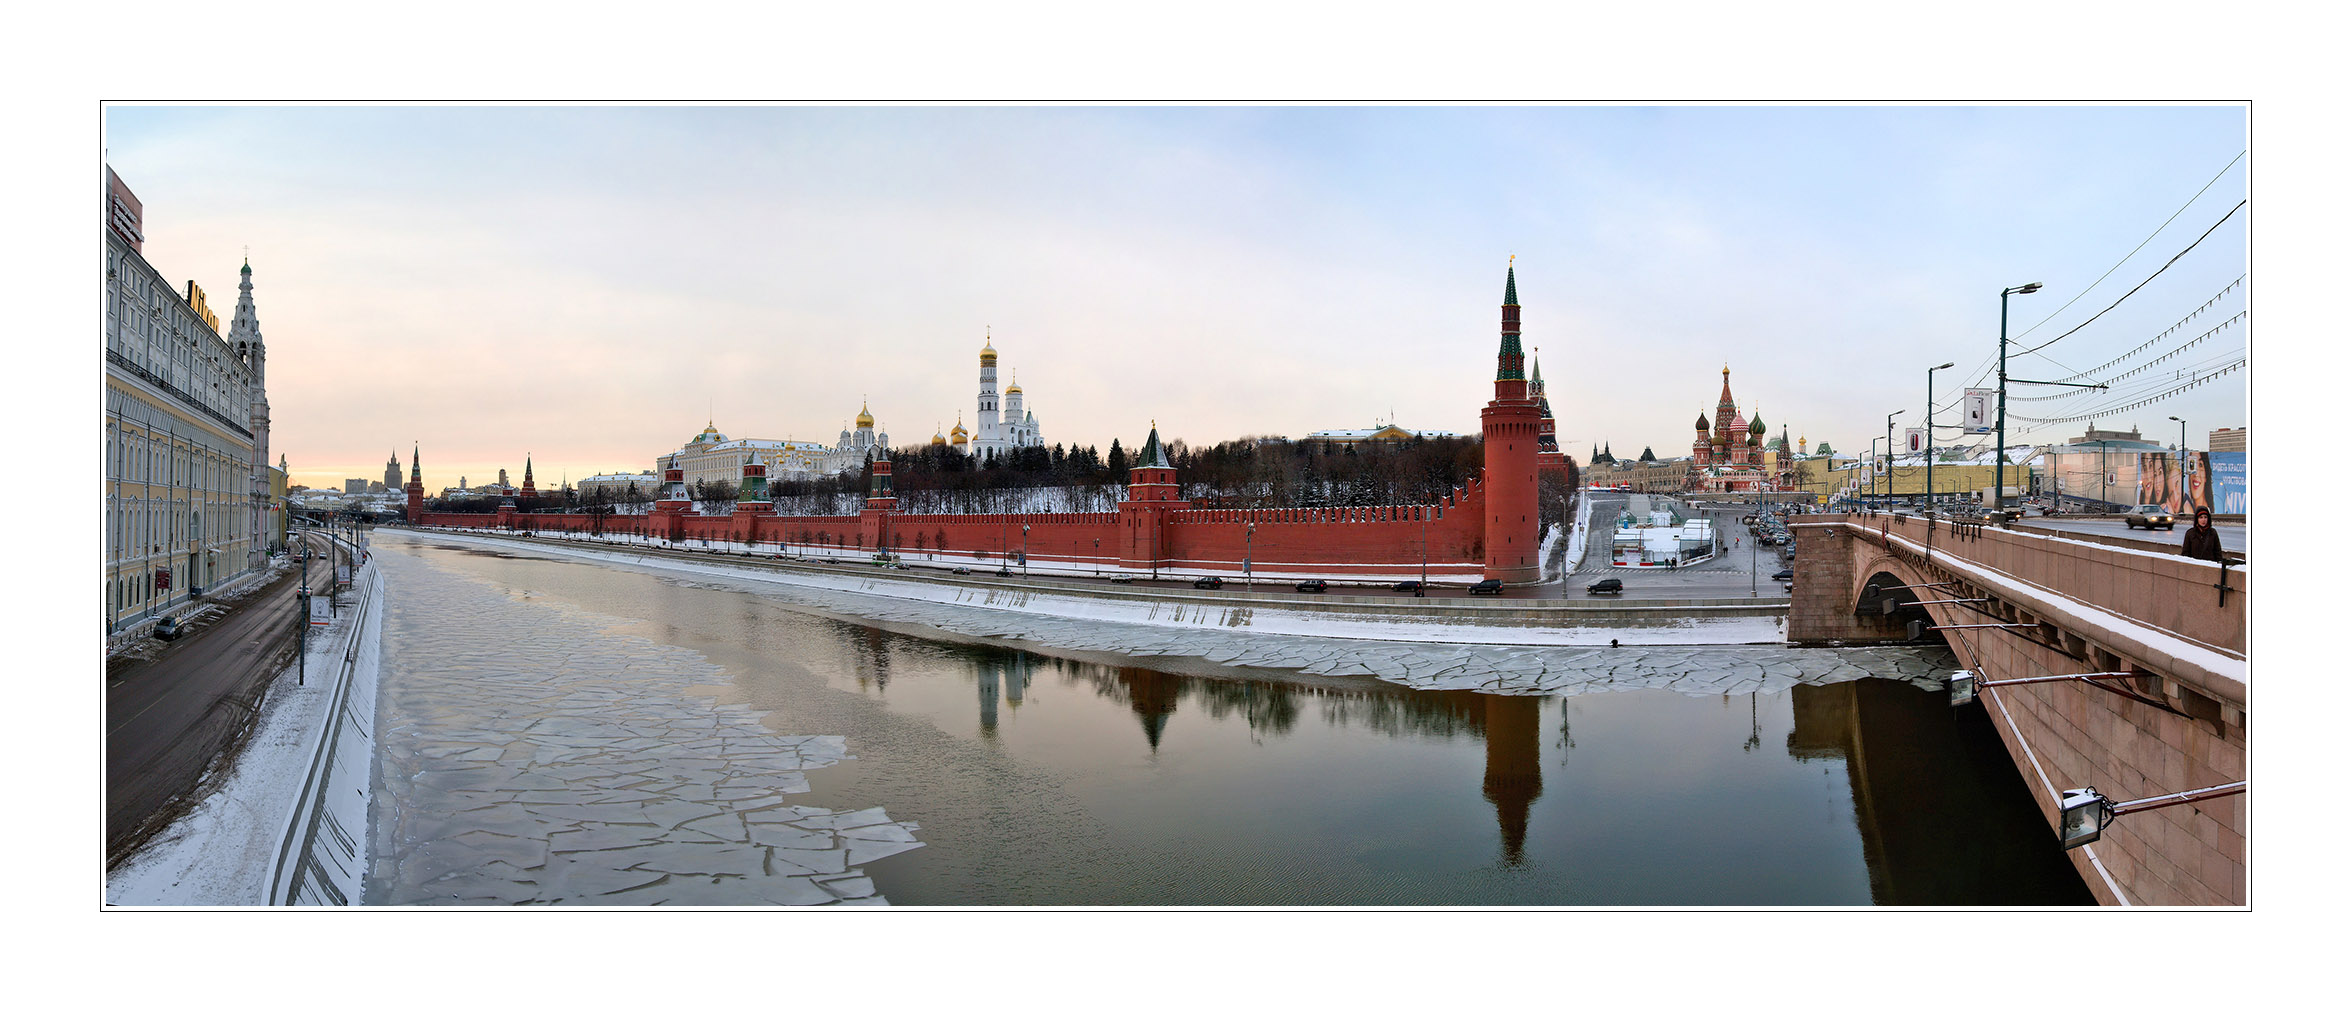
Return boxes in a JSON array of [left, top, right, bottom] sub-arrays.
[[1109, 573, 1136, 584], [1468, 579, 1504, 595], [2123, 504, 2175, 530], [1587, 578, 1623, 595], [1295, 579, 1328, 593], [153, 616, 184, 641], [996, 568, 1013, 577], [1772, 568, 1795, 581], [1391, 580, 1423, 593], [951, 566, 972, 575], [1194, 576, 1224, 589]]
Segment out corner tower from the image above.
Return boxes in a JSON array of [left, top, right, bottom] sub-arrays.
[[1480, 260, 1543, 584]]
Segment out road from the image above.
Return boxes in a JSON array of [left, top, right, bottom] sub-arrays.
[[105, 530, 348, 866], [2016, 516, 2247, 554]]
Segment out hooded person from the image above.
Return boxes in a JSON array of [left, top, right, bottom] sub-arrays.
[[2181, 507, 2225, 562]]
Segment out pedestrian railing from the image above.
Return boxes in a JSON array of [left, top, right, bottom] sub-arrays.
[[267, 558, 381, 905]]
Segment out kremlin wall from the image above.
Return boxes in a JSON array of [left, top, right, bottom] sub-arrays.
[[407, 265, 1563, 584]]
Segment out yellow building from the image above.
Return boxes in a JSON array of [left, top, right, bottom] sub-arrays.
[[105, 167, 271, 632]]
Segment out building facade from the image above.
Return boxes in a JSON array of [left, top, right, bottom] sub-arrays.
[[104, 166, 271, 632]]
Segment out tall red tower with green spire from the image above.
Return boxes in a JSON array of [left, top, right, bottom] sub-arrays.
[[1480, 260, 1542, 584], [404, 444, 424, 524]]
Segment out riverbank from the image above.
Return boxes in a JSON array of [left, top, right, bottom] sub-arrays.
[[399, 526, 1788, 646], [375, 528, 1950, 699]]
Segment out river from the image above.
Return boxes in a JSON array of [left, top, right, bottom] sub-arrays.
[[364, 531, 2090, 905]]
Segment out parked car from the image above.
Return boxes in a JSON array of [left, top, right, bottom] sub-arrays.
[[1194, 576, 1224, 589], [951, 566, 972, 575], [1772, 568, 1795, 581], [1109, 573, 1136, 584], [1468, 579, 1504, 595], [1295, 579, 1328, 593], [2123, 504, 2175, 530], [996, 568, 1013, 577], [1586, 578, 1623, 595], [153, 616, 183, 641], [1391, 580, 1423, 593]]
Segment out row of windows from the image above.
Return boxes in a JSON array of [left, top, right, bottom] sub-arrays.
[[106, 421, 253, 494], [106, 498, 251, 556]]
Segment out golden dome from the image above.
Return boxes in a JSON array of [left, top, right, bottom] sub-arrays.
[[980, 331, 997, 364], [856, 399, 874, 427], [1006, 369, 1021, 394], [930, 430, 947, 446]]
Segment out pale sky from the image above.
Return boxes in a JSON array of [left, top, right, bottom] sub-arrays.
[[101, 105, 2247, 492]]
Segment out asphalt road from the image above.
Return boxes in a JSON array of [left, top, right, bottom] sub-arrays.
[[2017, 516, 2247, 554], [105, 532, 345, 866]]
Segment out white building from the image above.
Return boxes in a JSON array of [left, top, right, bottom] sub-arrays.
[[968, 335, 1043, 461]]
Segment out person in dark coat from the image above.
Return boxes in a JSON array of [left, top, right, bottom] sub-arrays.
[[2180, 507, 2225, 561]]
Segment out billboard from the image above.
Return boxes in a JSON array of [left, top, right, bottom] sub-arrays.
[[1903, 427, 1925, 454], [2138, 452, 2217, 515], [1962, 389, 1993, 433], [2209, 451, 2247, 514]]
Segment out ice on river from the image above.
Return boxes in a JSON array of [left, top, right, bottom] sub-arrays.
[[368, 551, 918, 905]]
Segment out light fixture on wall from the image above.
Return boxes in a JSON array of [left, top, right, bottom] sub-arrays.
[[2055, 783, 2247, 850]]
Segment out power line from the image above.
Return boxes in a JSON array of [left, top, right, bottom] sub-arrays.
[[2009, 150, 2246, 343], [2012, 198, 2247, 357], [2011, 358, 2245, 427], [2008, 311, 2245, 400], [2054, 276, 2245, 382]]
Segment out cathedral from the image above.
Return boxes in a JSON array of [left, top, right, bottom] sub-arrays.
[[1686, 366, 1781, 493]]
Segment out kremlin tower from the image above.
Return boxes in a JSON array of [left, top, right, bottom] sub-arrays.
[[1480, 261, 1543, 585]]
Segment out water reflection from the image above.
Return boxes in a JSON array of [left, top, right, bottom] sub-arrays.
[[385, 533, 2090, 905]]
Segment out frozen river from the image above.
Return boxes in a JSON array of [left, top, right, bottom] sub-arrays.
[[366, 531, 2090, 905]]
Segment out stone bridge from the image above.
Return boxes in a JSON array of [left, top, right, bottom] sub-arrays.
[[1788, 513, 2247, 905]]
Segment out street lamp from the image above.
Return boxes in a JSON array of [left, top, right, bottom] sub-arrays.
[[1884, 409, 1905, 507], [1995, 282, 2043, 513], [1866, 436, 1883, 510], [2168, 415, 2189, 508], [1246, 521, 1257, 590], [1927, 362, 1954, 514], [1021, 524, 1030, 580]]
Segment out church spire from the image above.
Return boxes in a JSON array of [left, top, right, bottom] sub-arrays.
[[410, 444, 420, 482]]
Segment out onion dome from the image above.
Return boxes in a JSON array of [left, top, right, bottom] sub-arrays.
[[1006, 369, 1021, 395], [1695, 413, 1709, 431], [1749, 411, 1766, 435], [950, 412, 969, 445], [980, 332, 997, 365], [930, 426, 947, 447], [856, 400, 874, 428]]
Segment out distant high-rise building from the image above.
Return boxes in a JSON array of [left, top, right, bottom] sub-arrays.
[[384, 452, 402, 490], [2209, 427, 2246, 453], [345, 478, 368, 494]]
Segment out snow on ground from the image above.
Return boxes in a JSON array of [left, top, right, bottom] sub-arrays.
[[378, 529, 1911, 700], [106, 565, 380, 905]]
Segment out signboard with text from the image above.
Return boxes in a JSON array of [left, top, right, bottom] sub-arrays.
[[309, 595, 331, 627], [1962, 389, 1993, 434]]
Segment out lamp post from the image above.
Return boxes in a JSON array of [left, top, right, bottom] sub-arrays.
[[1927, 362, 1954, 513], [1884, 409, 1905, 507], [1247, 521, 1257, 590], [1995, 282, 2044, 513], [1866, 436, 1882, 510], [2168, 415, 2189, 509], [1021, 524, 1030, 580]]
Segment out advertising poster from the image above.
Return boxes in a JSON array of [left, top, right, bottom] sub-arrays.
[[2208, 451, 2247, 514], [1904, 427, 1925, 454], [2137, 452, 2214, 514], [1963, 389, 1992, 433]]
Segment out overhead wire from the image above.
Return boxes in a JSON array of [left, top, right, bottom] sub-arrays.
[[2011, 199, 2246, 358], [2007, 150, 2246, 344]]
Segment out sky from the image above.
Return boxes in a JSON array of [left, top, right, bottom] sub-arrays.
[[100, 105, 2248, 492]]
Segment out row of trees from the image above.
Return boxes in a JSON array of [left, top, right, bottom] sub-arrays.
[[442, 434, 1581, 515]]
